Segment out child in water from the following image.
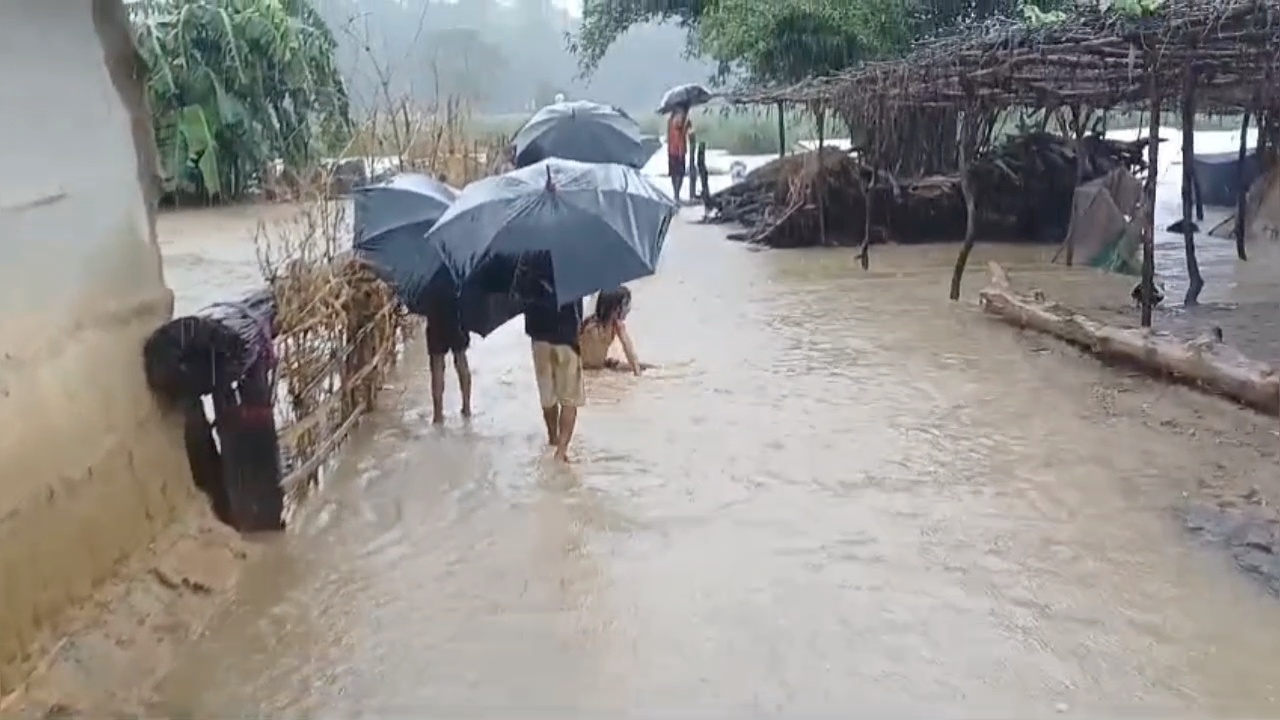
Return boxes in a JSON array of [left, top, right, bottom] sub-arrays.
[[580, 287, 648, 375]]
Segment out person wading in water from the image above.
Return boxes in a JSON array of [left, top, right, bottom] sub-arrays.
[[580, 286, 648, 374], [525, 294, 585, 462], [424, 294, 472, 424], [667, 104, 693, 202]]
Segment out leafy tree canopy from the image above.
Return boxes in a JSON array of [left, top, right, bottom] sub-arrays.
[[698, 0, 917, 85], [571, 0, 1050, 86]]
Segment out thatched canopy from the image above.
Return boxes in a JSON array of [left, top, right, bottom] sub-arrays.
[[729, 0, 1280, 115]]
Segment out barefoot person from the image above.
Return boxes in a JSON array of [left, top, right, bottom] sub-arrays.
[[581, 286, 648, 374], [425, 295, 472, 424], [667, 104, 693, 201], [525, 296, 585, 461]]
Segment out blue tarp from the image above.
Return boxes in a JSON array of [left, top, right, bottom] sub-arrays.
[[1193, 150, 1261, 207]]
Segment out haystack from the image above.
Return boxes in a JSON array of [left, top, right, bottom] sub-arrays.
[[706, 132, 1148, 248]]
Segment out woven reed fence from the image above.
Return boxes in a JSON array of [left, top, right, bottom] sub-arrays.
[[143, 103, 508, 531]]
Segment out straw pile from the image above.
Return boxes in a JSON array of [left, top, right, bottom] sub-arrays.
[[706, 131, 1149, 248]]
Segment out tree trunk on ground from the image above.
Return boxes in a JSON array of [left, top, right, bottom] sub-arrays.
[[979, 261, 1280, 415]]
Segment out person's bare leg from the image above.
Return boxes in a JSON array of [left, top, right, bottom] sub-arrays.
[[554, 406, 577, 462], [542, 405, 559, 446], [429, 354, 446, 424], [453, 350, 472, 418]]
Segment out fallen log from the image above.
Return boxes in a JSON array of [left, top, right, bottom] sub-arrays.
[[978, 261, 1280, 415]]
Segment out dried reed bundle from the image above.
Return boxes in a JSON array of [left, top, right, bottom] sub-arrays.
[[255, 97, 508, 510]]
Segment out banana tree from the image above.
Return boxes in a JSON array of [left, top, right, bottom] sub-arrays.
[[130, 0, 351, 201]]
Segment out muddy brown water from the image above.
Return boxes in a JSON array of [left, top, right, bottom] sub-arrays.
[[148, 204, 1280, 716]]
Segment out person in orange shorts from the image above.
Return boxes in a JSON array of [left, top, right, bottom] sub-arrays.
[[666, 103, 693, 202]]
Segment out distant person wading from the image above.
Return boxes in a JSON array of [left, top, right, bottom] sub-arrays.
[[667, 104, 693, 201]]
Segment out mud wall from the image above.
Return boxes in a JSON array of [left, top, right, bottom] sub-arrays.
[[0, 0, 197, 693]]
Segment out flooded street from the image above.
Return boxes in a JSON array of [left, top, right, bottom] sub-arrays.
[[146, 198, 1280, 715]]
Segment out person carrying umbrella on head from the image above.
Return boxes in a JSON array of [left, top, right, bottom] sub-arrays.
[[351, 173, 473, 425], [424, 292, 472, 424], [425, 159, 678, 462], [666, 103, 693, 202], [520, 262, 586, 461]]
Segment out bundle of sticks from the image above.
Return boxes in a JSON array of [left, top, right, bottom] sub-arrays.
[[705, 131, 1149, 248]]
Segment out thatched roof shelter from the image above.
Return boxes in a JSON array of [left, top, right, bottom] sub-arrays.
[[725, 0, 1280, 319], [729, 0, 1280, 115]]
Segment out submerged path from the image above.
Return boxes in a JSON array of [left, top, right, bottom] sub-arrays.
[[154, 214, 1280, 716]]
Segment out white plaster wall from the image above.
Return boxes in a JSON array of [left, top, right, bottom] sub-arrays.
[[0, 0, 196, 692]]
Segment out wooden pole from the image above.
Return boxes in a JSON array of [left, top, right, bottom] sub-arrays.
[[1236, 110, 1251, 261], [1139, 81, 1162, 328], [815, 105, 827, 246], [949, 110, 979, 301], [1067, 105, 1086, 267], [1180, 68, 1204, 305], [861, 164, 874, 270], [776, 101, 786, 158]]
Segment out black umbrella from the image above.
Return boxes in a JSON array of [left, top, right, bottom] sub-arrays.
[[352, 173, 457, 314], [512, 100, 654, 169], [658, 83, 713, 114], [425, 158, 678, 335]]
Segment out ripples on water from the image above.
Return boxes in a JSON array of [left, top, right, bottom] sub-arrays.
[[152, 203, 1280, 715]]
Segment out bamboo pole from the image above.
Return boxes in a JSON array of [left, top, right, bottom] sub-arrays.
[[1139, 81, 1162, 327], [776, 101, 786, 158], [1236, 109, 1251, 261], [949, 109, 979, 301], [1067, 105, 1086, 267], [815, 104, 827, 246], [860, 164, 874, 270], [1180, 67, 1205, 305]]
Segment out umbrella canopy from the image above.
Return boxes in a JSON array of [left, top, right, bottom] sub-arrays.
[[658, 83, 713, 114], [427, 158, 678, 329], [352, 173, 458, 314], [512, 100, 654, 169]]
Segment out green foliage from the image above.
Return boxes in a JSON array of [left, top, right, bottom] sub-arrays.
[[698, 0, 916, 85], [1020, 2, 1067, 25], [1104, 0, 1165, 17], [569, 0, 713, 75], [131, 0, 351, 201], [570, 0, 1046, 87]]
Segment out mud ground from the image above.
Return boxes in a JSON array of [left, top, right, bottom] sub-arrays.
[[1, 512, 255, 717]]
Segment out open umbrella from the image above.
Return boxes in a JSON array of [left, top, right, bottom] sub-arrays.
[[658, 83, 713, 114], [512, 100, 654, 169], [427, 158, 678, 333], [352, 173, 457, 313]]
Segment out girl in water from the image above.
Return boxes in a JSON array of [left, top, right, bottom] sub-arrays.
[[580, 287, 648, 375]]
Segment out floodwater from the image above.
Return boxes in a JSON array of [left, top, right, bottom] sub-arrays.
[[148, 151, 1280, 715]]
